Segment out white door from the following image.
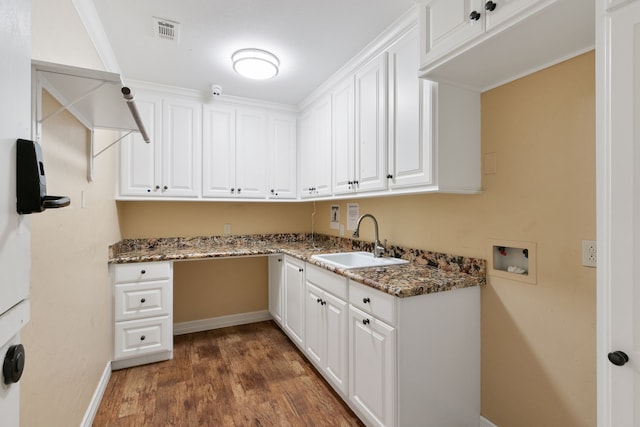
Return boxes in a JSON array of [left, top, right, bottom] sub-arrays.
[[119, 94, 161, 196], [419, 0, 484, 68], [268, 256, 283, 326], [483, 0, 547, 31], [235, 108, 267, 198], [299, 109, 316, 197], [202, 104, 236, 198], [355, 53, 387, 193], [598, 1, 640, 425], [283, 257, 305, 347], [387, 27, 433, 189], [332, 77, 356, 194], [313, 96, 333, 197], [349, 305, 396, 427], [324, 291, 348, 395], [268, 112, 297, 199], [161, 97, 201, 197], [305, 281, 325, 366]]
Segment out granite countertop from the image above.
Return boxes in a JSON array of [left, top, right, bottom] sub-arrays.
[[109, 234, 486, 298]]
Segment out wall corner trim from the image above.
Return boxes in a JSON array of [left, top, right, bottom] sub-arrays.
[[79, 361, 112, 427]]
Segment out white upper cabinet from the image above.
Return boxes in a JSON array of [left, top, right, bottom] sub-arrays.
[[202, 105, 268, 199], [202, 103, 236, 198], [161, 97, 202, 197], [387, 28, 433, 189], [418, 0, 594, 91], [419, 0, 485, 67], [354, 53, 388, 193], [235, 108, 268, 198], [119, 92, 201, 198], [119, 93, 162, 196], [332, 77, 356, 195], [300, 95, 332, 198], [268, 112, 297, 199]]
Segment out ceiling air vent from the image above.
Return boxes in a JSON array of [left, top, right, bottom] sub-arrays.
[[152, 17, 180, 42]]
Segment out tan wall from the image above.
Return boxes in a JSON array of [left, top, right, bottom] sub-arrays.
[[21, 93, 121, 425], [117, 201, 313, 238], [24, 1, 120, 425], [118, 201, 313, 321], [312, 52, 596, 426]]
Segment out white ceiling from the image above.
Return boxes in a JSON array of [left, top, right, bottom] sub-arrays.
[[91, 0, 416, 106]]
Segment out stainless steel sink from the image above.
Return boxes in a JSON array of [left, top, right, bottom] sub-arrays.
[[310, 251, 408, 269]]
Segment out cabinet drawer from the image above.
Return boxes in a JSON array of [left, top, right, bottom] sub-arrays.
[[114, 280, 171, 322], [349, 280, 396, 326], [113, 262, 171, 283], [114, 316, 172, 360], [306, 263, 348, 299]]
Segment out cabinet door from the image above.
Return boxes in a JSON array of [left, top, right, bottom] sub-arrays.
[[483, 0, 549, 31], [313, 96, 333, 197], [268, 112, 297, 199], [283, 257, 305, 348], [268, 256, 284, 326], [305, 281, 325, 366], [355, 53, 387, 193], [324, 291, 348, 395], [349, 305, 396, 427], [119, 94, 161, 196], [236, 108, 267, 198], [299, 109, 316, 197], [388, 29, 434, 189], [300, 96, 332, 199], [419, 0, 484, 68], [332, 77, 356, 195], [161, 97, 202, 197], [202, 104, 236, 198]]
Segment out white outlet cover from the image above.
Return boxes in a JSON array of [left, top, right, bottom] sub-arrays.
[[582, 240, 597, 268]]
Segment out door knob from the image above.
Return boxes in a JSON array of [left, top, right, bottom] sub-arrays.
[[485, 1, 497, 11], [608, 351, 629, 366], [469, 10, 481, 21]]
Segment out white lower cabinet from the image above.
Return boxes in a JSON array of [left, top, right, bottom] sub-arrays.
[[268, 255, 284, 326], [270, 259, 481, 427], [349, 304, 396, 427], [282, 256, 306, 349], [111, 261, 173, 370], [304, 264, 349, 395]]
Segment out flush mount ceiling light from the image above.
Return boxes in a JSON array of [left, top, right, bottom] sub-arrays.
[[232, 48, 280, 80]]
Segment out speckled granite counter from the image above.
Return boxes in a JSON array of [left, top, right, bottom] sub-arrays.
[[109, 234, 486, 298]]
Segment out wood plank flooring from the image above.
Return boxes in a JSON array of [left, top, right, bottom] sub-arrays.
[[93, 321, 364, 426]]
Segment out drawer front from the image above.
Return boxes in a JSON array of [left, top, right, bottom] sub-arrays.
[[306, 263, 348, 299], [114, 280, 171, 322], [114, 316, 172, 360], [113, 261, 172, 283], [349, 280, 396, 326]]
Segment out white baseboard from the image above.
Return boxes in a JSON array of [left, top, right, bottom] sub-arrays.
[[80, 361, 111, 427], [480, 415, 498, 427], [173, 310, 272, 335]]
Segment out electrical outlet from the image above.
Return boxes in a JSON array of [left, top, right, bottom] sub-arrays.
[[223, 223, 231, 235], [582, 240, 597, 268]]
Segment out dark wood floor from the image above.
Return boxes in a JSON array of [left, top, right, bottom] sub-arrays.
[[93, 321, 364, 426]]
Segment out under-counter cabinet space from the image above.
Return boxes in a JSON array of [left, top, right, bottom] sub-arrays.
[[111, 261, 173, 370], [118, 91, 201, 197], [202, 104, 269, 199], [304, 264, 349, 396], [349, 280, 480, 427]]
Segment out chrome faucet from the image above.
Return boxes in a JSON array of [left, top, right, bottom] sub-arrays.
[[352, 214, 386, 258]]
